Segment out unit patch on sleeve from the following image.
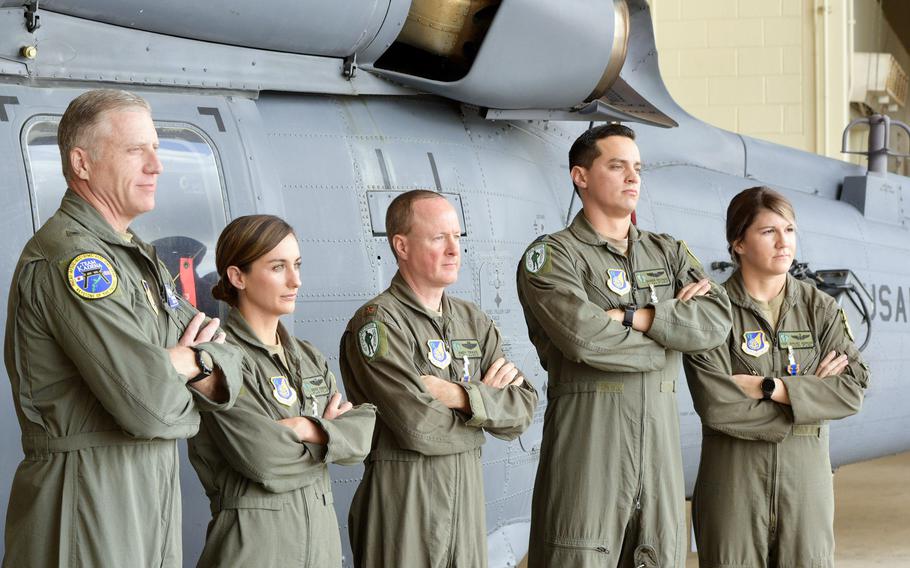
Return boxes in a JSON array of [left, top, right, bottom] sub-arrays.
[[67, 253, 118, 300], [633, 268, 672, 288], [679, 240, 704, 271], [525, 243, 551, 275], [451, 339, 483, 358], [301, 375, 330, 398], [777, 331, 815, 349], [358, 321, 388, 360]]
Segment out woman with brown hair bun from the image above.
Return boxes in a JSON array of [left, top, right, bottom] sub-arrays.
[[683, 186, 870, 567], [188, 214, 376, 567]]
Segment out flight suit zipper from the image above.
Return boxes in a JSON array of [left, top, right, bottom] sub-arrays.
[[547, 541, 610, 555], [749, 299, 788, 548], [620, 245, 647, 511]]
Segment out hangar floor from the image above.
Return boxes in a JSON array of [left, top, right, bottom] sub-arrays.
[[518, 452, 910, 567], [685, 451, 910, 567]]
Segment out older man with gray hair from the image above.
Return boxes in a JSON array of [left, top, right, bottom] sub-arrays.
[[3, 89, 242, 567]]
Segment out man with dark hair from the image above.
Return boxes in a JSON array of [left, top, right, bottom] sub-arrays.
[[517, 124, 732, 567], [3, 89, 242, 567], [341, 190, 538, 567]]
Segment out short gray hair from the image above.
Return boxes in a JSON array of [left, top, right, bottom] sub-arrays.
[[58, 89, 151, 183]]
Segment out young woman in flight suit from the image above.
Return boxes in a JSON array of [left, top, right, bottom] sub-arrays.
[[684, 186, 869, 567], [188, 215, 376, 567]]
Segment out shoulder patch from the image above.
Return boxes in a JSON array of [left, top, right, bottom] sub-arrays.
[[358, 321, 388, 360], [67, 253, 118, 300], [840, 309, 855, 342], [679, 240, 703, 271], [524, 242, 551, 274]]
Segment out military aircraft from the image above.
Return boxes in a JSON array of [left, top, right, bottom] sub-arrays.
[[0, 0, 907, 565]]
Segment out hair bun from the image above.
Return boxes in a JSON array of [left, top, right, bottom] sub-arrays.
[[211, 279, 231, 303]]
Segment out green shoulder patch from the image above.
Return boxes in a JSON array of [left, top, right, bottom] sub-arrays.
[[67, 253, 118, 300], [524, 242, 551, 275], [358, 321, 388, 360], [679, 240, 703, 271], [634, 268, 671, 288], [778, 330, 815, 349], [451, 339, 483, 358], [840, 309, 855, 342]]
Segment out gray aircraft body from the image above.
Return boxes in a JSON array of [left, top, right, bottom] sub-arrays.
[[0, 1, 907, 565]]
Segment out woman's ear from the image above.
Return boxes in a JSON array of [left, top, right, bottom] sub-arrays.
[[226, 265, 246, 291]]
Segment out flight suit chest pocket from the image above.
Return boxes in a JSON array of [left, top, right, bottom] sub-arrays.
[[633, 266, 673, 305], [451, 339, 483, 382], [582, 271, 621, 310], [300, 374, 331, 417], [777, 330, 820, 376], [126, 276, 164, 343], [267, 375, 302, 416]]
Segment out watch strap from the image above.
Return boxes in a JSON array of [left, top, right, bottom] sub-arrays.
[[188, 347, 214, 384], [622, 305, 637, 328]]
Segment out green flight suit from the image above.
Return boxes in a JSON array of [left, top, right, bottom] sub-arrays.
[[516, 212, 732, 568], [340, 272, 539, 568], [188, 308, 376, 567], [3, 190, 243, 568], [683, 271, 870, 568]]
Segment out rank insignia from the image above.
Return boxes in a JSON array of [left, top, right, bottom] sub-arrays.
[[358, 321, 387, 360], [606, 268, 631, 295], [67, 253, 118, 300], [427, 339, 452, 369], [271, 376, 297, 406], [741, 331, 769, 357], [525, 243, 549, 274]]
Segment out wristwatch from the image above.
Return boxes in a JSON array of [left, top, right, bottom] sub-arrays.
[[187, 347, 214, 384], [622, 305, 637, 328], [761, 377, 776, 401]]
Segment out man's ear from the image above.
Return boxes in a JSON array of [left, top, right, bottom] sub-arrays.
[[392, 234, 408, 262], [71, 148, 91, 181], [570, 165, 587, 192]]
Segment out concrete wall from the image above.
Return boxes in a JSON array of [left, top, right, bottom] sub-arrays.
[[650, 0, 908, 175]]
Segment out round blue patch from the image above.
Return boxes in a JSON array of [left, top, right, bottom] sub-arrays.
[[67, 253, 118, 299]]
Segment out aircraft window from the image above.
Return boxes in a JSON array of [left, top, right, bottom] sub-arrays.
[[22, 116, 229, 318]]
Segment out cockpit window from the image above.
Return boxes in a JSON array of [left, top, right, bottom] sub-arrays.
[[22, 117, 229, 318]]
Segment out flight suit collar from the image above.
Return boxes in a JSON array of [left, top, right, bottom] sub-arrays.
[[724, 269, 800, 317], [568, 210, 641, 249], [226, 307, 301, 361], [58, 189, 143, 248], [388, 271, 450, 320]]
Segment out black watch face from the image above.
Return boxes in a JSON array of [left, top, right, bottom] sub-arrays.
[[762, 378, 775, 396]]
